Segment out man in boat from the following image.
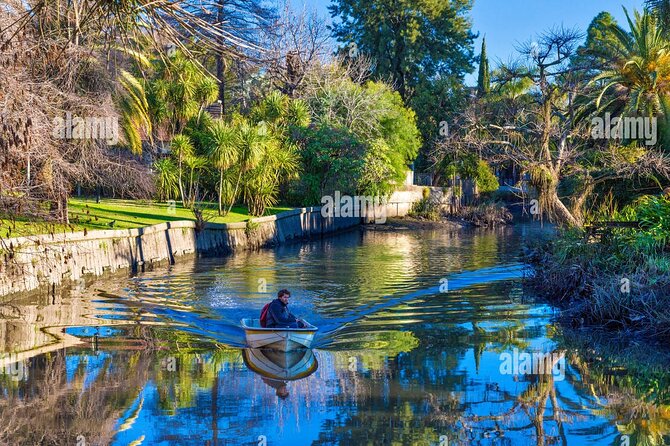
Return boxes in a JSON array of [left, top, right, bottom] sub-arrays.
[[265, 289, 305, 329]]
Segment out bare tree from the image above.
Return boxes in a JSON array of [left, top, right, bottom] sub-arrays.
[[263, 1, 332, 97], [0, 0, 155, 231]]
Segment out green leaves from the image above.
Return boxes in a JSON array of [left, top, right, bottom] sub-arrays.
[[477, 37, 491, 97], [143, 51, 220, 137], [632, 195, 670, 249], [153, 158, 179, 201], [294, 125, 364, 204], [118, 70, 152, 154], [298, 74, 421, 201], [206, 121, 239, 170], [586, 8, 670, 146], [170, 134, 195, 160], [330, 0, 475, 154], [437, 153, 498, 194], [196, 92, 309, 216]]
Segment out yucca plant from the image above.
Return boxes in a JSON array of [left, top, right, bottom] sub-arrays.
[[243, 141, 300, 216], [170, 134, 194, 207], [225, 120, 267, 215], [206, 121, 239, 215], [153, 158, 179, 201], [183, 154, 209, 208]]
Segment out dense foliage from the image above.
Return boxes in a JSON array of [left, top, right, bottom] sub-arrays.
[[329, 0, 475, 164], [434, 8, 670, 228], [293, 69, 421, 202]]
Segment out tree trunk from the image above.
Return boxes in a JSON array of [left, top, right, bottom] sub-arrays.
[[188, 167, 195, 208], [569, 179, 594, 226], [216, 0, 226, 115], [26, 156, 30, 191], [549, 188, 580, 227], [218, 169, 223, 215], [178, 156, 186, 208], [226, 169, 243, 215], [55, 192, 69, 224], [659, 94, 670, 151]]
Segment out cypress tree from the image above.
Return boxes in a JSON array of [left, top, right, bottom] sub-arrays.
[[477, 37, 490, 97]]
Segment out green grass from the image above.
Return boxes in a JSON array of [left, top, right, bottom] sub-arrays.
[[0, 198, 292, 238]]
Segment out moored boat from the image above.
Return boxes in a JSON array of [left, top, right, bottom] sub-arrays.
[[241, 318, 318, 351]]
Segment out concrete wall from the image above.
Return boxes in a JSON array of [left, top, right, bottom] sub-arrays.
[[0, 189, 425, 298]]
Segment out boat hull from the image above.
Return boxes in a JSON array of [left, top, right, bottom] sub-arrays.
[[241, 318, 317, 351]]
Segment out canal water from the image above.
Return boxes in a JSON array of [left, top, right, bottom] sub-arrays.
[[0, 224, 668, 445]]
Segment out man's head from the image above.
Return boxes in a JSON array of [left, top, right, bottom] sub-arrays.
[[277, 289, 291, 305], [276, 383, 289, 399]]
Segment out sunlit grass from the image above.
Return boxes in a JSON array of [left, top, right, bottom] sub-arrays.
[[0, 198, 292, 238]]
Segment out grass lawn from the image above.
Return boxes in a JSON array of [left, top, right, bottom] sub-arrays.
[[0, 198, 292, 238]]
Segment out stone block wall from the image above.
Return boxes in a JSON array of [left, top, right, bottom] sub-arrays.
[[0, 190, 425, 297]]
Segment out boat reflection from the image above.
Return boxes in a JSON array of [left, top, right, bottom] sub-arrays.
[[243, 348, 318, 399]]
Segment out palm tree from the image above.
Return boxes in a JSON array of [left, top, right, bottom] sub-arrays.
[[170, 134, 195, 207], [153, 158, 179, 201], [206, 121, 240, 215], [118, 70, 152, 155], [119, 51, 219, 155], [184, 154, 208, 208], [252, 90, 311, 135], [647, 0, 670, 34], [240, 92, 308, 215], [243, 140, 300, 216], [228, 120, 266, 214], [592, 8, 670, 146]]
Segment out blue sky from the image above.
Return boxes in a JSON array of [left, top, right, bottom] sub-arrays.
[[300, 0, 646, 84]]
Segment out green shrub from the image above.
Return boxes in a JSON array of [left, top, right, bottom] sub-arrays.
[[409, 197, 441, 221], [476, 160, 499, 193]]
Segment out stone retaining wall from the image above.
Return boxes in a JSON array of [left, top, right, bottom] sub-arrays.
[[0, 188, 427, 298]]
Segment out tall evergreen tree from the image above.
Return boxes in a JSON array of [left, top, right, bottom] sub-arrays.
[[329, 0, 475, 164], [572, 12, 619, 71], [329, 0, 475, 102], [477, 37, 490, 97]]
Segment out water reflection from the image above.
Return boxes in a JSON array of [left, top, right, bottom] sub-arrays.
[[243, 348, 318, 400], [0, 224, 668, 445], [243, 348, 318, 382]]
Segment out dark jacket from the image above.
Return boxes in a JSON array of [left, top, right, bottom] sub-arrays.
[[266, 298, 297, 328]]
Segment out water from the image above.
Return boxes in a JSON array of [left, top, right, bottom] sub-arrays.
[[1, 224, 669, 446]]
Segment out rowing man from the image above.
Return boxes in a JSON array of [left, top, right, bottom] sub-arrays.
[[265, 289, 305, 328]]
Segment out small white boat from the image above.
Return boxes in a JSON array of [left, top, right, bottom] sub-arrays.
[[242, 348, 318, 381], [241, 318, 318, 351]]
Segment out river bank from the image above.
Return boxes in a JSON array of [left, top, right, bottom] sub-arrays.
[[0, 189, 426, 298], [525, 234, 670, 343]]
